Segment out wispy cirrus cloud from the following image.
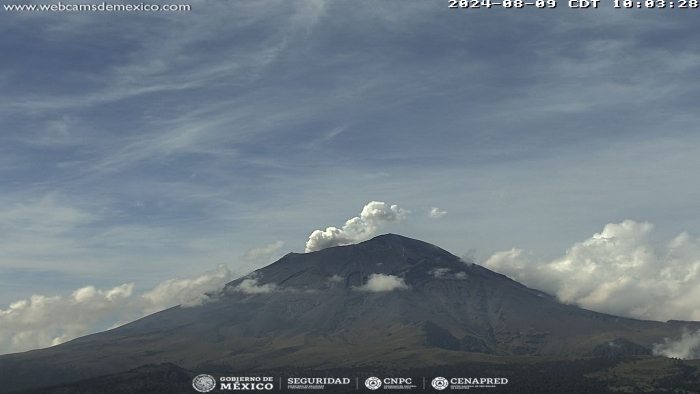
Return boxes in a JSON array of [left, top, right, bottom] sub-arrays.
[[244, 241, 285, 263]]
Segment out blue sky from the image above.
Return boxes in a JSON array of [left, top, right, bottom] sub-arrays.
[[2, 0, 700, 353]]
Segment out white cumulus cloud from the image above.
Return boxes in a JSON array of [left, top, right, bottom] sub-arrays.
[[328, 274, 343, 283], [231, 278, 277, 294], [482, 220, 700, 322], [305, 201, 409, 252], [140, 264, 233, 313], [428, 207, 447, 219], [430, 267, 451, 278], [0, 264, 233, 355], [354, 273, 409, 292]]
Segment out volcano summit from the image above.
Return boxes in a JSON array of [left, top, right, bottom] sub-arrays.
[[0, 234, 697, 392]]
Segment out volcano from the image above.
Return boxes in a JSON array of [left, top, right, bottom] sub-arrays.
[[0, 234, 697, 393]]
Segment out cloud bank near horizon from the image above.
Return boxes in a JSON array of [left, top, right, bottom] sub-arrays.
[[305, 201, 408, 252], [0, 264, 232, 355], [483, 220, 700, 323]]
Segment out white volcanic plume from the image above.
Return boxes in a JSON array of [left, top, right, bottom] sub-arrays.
[[653, 329, 700, 359], [305, 201, 408, 252]]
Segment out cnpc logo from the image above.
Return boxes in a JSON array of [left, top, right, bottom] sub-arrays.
[[365, 377, 414, 390]]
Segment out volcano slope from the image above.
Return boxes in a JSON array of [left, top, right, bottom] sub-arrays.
[[0, 234, 697, 392]]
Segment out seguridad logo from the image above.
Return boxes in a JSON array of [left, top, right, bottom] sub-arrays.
[[286, 377, 352, 390]]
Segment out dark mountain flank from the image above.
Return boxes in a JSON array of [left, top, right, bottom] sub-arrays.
[[1, 234, 698, 393]]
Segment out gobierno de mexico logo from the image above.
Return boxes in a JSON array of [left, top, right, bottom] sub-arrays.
[[192, 374, 217, 393]]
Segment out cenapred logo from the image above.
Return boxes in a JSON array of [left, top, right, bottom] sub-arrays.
[[365, 376, 382, 390], [192, 374, 217, 393], [431, 376, 449, 390]]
